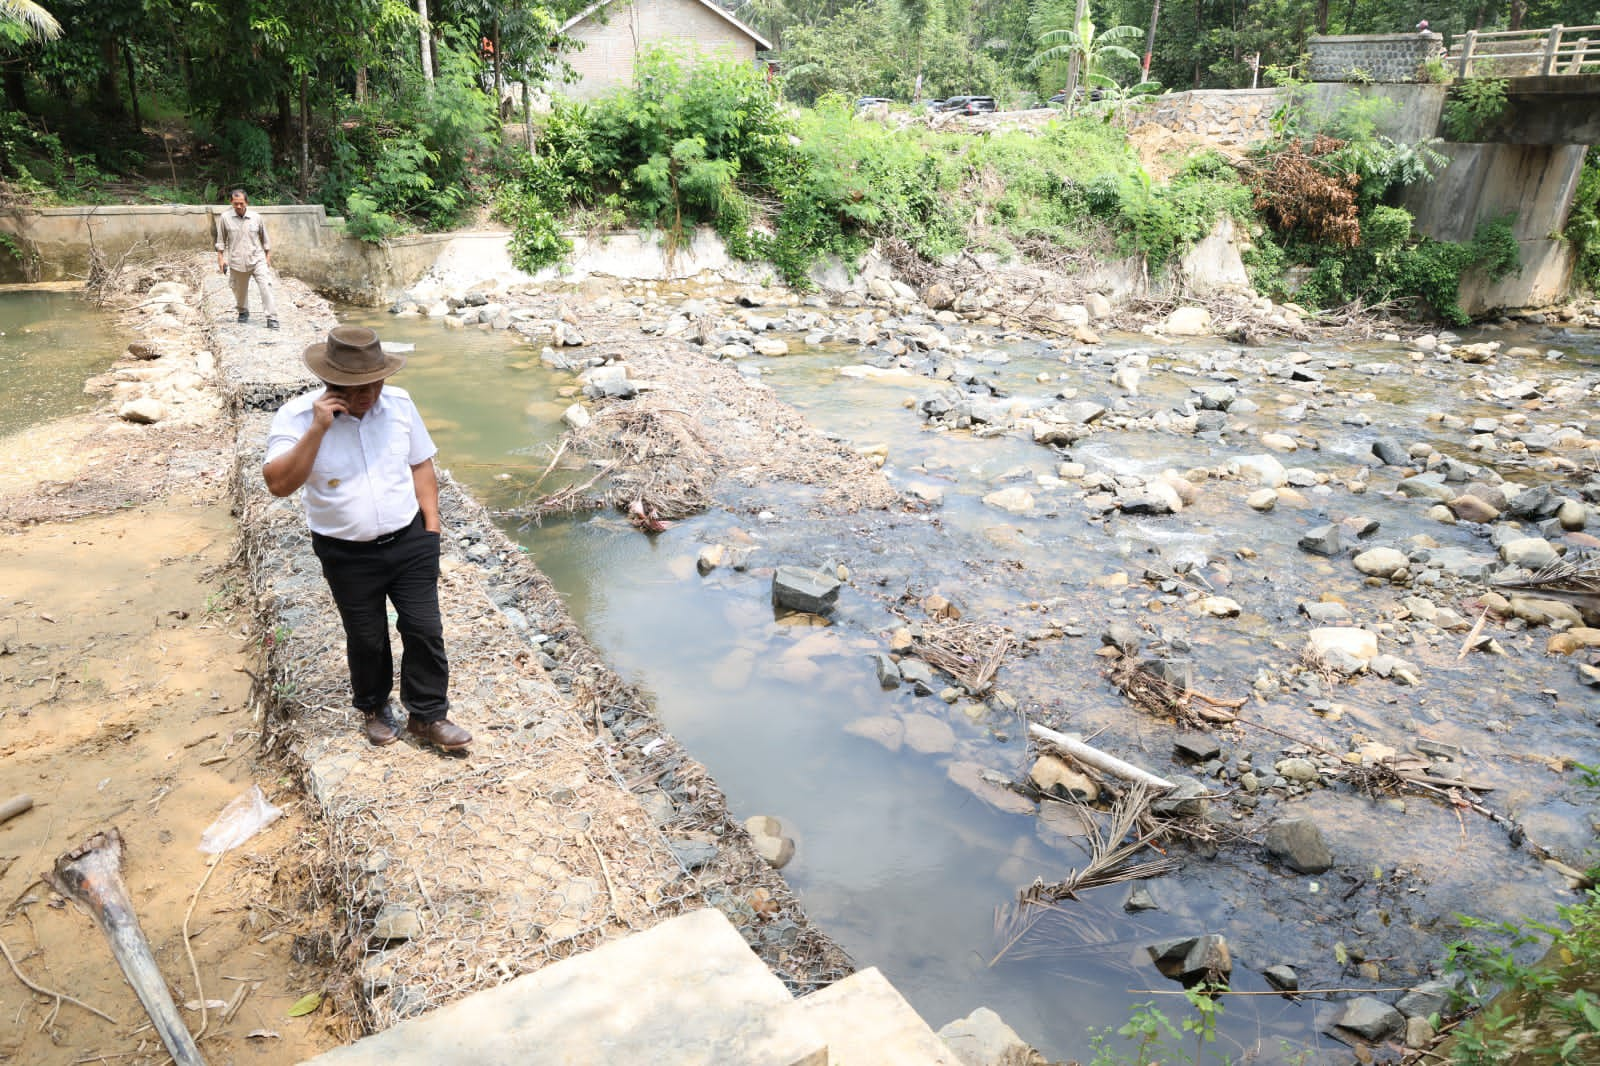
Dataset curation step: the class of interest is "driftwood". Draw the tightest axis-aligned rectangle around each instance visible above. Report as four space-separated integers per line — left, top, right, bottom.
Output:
49 829 206 1066
1028 723 1175 790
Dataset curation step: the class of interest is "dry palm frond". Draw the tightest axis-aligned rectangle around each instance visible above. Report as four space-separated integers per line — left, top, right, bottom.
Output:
989 886 1149 968
988 786 1178 968
1039 783 1179 901
1494 552 1600 613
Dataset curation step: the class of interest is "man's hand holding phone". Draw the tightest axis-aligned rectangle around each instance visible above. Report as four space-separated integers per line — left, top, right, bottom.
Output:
313 388 349 431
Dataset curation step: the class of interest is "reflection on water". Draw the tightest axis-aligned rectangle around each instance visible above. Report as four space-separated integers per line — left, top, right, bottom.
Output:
333 304 1596 1064
0 289 124 437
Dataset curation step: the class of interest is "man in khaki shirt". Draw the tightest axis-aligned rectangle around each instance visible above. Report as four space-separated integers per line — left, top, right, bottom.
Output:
215 189 278 328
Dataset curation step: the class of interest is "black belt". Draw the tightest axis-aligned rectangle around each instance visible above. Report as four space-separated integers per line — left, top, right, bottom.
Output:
315 511 419 547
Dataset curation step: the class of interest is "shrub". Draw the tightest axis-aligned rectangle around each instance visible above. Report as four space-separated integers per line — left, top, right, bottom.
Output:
1444 888 1600 1064
1443 78 1509 141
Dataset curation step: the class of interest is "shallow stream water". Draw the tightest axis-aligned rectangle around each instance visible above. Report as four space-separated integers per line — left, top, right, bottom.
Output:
326 301 1599 1063
0 288 123 437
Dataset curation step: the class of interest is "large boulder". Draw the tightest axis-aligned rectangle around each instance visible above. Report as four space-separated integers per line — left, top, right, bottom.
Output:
1163 307 1214 336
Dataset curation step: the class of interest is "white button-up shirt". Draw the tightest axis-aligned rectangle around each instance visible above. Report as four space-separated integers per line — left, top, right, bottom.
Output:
265 386 437 541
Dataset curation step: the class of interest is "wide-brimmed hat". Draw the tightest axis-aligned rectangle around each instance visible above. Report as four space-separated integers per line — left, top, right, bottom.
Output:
302 326 405 386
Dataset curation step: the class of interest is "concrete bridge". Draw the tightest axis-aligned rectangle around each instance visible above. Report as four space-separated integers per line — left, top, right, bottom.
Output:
1447 25 1600 145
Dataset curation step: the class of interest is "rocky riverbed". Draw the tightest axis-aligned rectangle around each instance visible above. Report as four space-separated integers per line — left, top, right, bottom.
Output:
380 256 1600 1059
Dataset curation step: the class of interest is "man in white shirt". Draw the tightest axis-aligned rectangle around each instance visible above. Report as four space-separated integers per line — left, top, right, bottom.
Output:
263 326 472 751
215 188 279 329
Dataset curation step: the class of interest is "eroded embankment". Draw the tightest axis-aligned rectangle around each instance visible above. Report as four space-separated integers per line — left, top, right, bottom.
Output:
219 266 858 1034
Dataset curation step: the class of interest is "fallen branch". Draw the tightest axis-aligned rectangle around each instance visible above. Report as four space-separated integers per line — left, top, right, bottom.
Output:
1029 723 1175 790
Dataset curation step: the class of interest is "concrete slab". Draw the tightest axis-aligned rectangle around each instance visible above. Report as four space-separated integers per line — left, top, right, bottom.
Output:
301 909 826 1066
797 967 959 1066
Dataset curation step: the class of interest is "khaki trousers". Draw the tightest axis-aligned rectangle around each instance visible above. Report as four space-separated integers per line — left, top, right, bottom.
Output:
229 261 277 317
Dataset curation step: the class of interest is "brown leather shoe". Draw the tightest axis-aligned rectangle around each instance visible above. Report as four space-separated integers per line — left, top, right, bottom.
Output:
407 717 471 751
363 709 399 746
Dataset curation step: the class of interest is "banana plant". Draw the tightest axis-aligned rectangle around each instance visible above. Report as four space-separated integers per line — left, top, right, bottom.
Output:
1028 10 1142 111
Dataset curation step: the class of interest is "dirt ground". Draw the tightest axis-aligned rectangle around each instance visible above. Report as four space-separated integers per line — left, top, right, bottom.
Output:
0 291 344 1063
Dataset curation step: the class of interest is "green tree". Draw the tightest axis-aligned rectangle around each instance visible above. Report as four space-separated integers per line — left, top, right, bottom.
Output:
0 0 59 41
1028 7 1142 99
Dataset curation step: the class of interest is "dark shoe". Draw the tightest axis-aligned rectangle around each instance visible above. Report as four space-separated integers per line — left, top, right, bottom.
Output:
237 309 250 322
362 709 399 746
407 717 472 751
266 316 280 329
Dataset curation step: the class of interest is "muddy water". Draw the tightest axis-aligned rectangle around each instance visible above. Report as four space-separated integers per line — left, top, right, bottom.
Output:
0 288 123 438
339 305 1597 1063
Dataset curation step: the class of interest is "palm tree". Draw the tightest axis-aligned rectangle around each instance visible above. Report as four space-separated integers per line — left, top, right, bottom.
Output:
0 0 61 41
1028 9 1141 108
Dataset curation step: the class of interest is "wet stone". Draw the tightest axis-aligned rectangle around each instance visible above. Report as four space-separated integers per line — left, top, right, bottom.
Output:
870 653 901 689
1150 778 1209 817
1174 735 1222 763
1334 997 1404 1042
1124 887 1159 912
1298 524 1343 556
771 566 842 614
1264 965 1300 992
1265 817 1334 874
1299 601 1352 624
1395 978 1454 1019
1371 439 1408 466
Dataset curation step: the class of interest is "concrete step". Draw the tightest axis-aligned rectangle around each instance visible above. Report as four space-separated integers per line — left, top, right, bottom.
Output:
300 908 827 1066
797 967 960 1066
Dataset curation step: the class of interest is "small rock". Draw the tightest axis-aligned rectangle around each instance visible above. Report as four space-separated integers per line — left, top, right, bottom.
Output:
1352 547 1408 579
1263 965 1300 992
118 398 166 424
869 653 901 689
1028 755 1100 802
1247 489 1278 512
1500 537 1559 570
1174 736 1222 763
937 1008 1045 1066
370 905 423 942
1298 524 1343 556
1334 997 1404 1042
742 815 796 870
1124 887 1159 912
1371 439 1408 466
772 566 842 614
1264 817 1334 874
1449 494 1500 523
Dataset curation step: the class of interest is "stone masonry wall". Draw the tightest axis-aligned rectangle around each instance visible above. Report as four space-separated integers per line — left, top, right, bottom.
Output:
1309 33 1446 82
1131 88 1283 146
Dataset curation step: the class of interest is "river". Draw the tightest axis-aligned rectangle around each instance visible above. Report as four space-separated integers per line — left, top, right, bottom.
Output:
331 296 1600 1064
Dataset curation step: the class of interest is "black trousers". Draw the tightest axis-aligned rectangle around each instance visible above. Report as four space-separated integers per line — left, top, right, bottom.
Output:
311 512 449 722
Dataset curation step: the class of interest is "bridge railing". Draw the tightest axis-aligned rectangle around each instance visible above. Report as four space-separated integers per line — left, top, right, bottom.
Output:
1452 24 1600 77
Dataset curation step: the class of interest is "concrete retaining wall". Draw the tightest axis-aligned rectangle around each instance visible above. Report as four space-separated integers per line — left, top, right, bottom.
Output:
0 204 449 305
1309 32 1446 82
1402 141 1587 313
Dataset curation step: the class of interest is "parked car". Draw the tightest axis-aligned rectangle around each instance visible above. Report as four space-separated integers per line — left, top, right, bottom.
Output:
1048 87 1104 106
933 95 997 115
854 96 893 112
